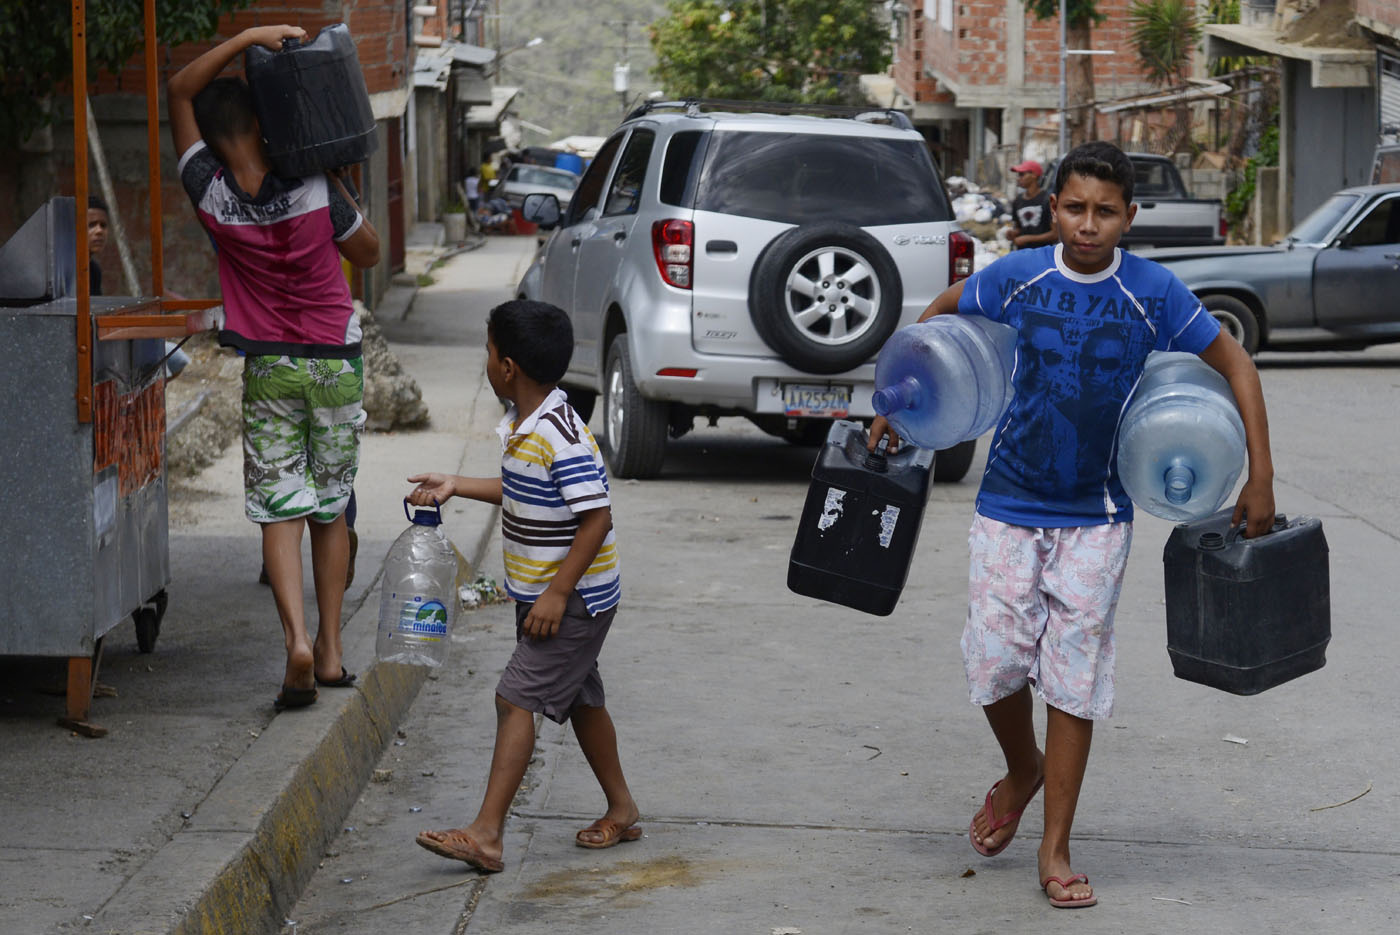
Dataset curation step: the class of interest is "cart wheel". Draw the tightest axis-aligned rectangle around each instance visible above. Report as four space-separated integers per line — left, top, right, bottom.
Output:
134 607 160 654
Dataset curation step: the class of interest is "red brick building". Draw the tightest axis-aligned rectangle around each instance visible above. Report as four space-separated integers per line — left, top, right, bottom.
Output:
890 0 1163 182
2 1 413 309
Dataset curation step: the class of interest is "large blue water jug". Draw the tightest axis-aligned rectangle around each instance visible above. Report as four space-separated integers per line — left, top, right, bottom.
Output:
245 23 379 178
1117 351 1245 522
872 314 1017 450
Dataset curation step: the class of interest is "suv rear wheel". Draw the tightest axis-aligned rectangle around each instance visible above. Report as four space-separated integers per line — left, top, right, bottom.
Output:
603 334 668 479
749 222 903 374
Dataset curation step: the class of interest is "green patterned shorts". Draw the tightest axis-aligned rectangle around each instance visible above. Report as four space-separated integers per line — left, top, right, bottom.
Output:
242 355 365 524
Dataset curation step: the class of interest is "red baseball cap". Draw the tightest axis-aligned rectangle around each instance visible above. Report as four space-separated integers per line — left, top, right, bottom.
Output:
1011 160 1043 176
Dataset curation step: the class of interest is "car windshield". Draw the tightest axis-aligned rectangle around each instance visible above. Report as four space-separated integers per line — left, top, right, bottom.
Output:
508 166 576 192
1286 193 1360 244
693 131 951 225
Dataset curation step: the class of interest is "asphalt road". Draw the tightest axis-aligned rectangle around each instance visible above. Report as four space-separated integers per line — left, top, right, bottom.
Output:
286 252 1400 933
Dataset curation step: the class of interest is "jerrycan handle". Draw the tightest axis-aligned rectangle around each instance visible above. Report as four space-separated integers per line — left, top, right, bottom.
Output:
403 497 444 526
1226 513 1287 544
281 36 303 52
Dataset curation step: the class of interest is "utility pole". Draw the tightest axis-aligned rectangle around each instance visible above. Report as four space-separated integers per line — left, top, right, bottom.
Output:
605 19 635 116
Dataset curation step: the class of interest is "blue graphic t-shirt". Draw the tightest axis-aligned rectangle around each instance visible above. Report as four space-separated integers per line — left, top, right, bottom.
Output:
958 244 1221 527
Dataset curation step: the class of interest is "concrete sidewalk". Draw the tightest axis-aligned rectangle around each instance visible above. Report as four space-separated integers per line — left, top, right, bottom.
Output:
0 233 540 935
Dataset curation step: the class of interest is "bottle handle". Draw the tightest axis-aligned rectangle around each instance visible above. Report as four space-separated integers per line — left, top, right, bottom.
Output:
403 497 443 524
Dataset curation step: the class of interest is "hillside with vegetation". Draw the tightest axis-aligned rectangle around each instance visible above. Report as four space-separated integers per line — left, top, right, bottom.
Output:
493 0 667 140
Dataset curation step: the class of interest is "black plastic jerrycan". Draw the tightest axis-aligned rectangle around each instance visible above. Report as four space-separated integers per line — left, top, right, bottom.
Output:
1163 510 1330 695
788 420 935 616
244 23 379 179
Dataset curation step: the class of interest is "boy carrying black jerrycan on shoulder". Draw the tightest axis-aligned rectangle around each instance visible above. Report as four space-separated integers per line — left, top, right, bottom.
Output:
167 25 380 712
408 300 639 873
870 141 1275 909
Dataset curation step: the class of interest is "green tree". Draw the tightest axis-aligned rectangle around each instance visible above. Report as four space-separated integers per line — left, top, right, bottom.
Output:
649 0 892 105
1022 0 1105 149
0 0 254 146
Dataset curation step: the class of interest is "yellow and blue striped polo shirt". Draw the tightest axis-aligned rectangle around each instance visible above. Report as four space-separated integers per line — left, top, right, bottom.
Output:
495 388 620 614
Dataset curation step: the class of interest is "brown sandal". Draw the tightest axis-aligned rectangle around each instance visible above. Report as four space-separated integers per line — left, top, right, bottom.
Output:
575 818 643 849
415 828 504 872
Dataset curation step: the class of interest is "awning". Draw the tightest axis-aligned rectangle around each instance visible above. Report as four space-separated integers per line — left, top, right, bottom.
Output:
1204 23 1373 88
413 41 496 91
466 86 520 129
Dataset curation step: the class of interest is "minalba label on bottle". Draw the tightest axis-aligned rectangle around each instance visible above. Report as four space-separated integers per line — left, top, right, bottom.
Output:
396 596 448 640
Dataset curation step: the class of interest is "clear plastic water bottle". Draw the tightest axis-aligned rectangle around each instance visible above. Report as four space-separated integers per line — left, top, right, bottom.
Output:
872 314 1017 450
376 500 459 667
1117 351 1246 522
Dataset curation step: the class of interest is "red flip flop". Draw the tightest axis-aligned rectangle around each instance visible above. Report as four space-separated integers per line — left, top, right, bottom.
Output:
1042 873 1097 908
969 776 1045 857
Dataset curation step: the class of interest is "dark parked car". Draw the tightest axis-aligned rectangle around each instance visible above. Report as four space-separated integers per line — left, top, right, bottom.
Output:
1140 183 1400 354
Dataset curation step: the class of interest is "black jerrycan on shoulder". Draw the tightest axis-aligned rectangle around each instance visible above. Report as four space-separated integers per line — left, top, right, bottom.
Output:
1163 509 1330 695
244 23 379 179
788 420 935 616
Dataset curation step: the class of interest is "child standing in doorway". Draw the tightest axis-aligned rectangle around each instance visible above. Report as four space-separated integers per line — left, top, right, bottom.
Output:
871 141 1275 909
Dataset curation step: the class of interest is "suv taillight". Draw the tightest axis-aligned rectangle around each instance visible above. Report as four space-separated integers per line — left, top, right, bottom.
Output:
1219 215 1228 240
949 230 975 284
652 219 694 289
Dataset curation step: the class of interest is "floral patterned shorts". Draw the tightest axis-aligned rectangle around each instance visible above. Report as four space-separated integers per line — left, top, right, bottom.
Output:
962 514 1132 720
241 355 365 524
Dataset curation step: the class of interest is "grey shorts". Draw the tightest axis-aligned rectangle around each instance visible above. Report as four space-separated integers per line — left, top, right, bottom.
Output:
496 591 616 724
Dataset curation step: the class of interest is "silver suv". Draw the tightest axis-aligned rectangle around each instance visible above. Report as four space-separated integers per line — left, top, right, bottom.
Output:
517 100 975 479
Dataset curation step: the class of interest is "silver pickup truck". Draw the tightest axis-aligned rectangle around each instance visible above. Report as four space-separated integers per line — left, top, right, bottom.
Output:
1122 153 1227 249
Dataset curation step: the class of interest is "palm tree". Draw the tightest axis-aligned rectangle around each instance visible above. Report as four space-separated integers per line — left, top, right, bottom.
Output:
1128 0 1202 150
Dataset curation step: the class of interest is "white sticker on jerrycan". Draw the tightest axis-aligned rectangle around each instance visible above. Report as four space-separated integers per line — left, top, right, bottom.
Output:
878 505 901 547
818 488 846 530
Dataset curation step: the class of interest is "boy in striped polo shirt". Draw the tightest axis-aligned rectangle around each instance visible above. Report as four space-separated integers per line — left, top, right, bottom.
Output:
408 300 639 873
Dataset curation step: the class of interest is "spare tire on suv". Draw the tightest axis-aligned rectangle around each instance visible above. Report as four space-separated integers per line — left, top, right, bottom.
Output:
748 222 903 374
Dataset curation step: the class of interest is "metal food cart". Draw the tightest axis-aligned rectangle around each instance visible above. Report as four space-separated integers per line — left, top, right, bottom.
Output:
0 1 219 735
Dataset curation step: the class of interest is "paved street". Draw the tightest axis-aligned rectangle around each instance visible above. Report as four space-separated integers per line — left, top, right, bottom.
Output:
286 245 1400 933
1 230 1395 933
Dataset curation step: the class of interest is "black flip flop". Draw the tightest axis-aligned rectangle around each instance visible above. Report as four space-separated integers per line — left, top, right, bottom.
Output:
274 685 318 711
315 667 357 688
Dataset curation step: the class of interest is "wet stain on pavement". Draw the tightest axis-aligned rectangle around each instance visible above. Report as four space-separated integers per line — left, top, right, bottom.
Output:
524 855 705 902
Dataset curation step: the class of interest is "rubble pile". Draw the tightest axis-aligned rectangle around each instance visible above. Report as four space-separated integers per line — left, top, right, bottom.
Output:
945 176 1013 272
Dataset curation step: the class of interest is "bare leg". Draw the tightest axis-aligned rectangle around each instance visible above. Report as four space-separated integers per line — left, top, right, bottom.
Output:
307 514 348 682
970 685 1046 852
424 694 536 864
571 704 639 843
262 519 312 691
1038 704 1095 904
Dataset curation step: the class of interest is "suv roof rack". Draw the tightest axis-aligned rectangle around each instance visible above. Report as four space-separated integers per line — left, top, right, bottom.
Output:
622 97 914 131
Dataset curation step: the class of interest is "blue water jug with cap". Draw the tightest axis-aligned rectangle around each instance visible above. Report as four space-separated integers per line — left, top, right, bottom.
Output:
377 500 459 667
1117 351 1245 522
872 314 1017 451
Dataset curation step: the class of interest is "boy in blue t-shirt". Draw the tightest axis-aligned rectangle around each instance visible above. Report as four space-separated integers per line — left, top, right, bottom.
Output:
870 142 1275 909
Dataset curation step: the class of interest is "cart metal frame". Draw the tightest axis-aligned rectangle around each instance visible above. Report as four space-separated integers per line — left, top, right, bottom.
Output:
60 0 220 734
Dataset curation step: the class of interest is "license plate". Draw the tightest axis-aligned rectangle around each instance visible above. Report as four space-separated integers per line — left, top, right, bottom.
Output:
782 383 851 417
